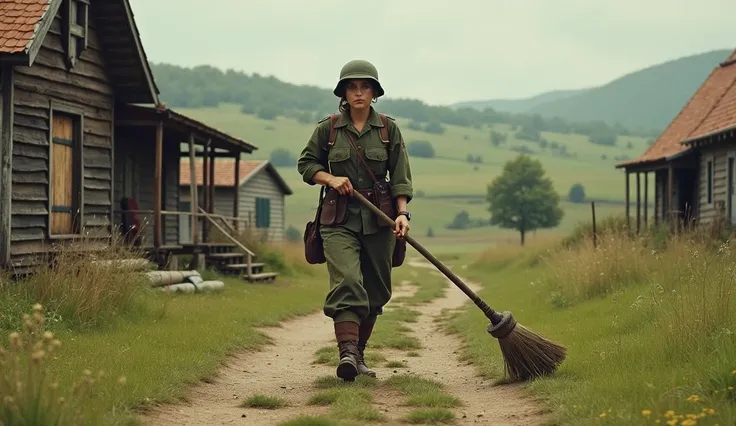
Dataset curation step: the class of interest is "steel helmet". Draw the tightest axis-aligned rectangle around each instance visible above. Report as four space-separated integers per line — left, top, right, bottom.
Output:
333 59 385 98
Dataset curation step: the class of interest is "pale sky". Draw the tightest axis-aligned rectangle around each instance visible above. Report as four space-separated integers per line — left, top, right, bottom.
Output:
128 0 736 106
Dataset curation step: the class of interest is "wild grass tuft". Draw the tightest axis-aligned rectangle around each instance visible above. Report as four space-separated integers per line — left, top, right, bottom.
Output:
0 236 153 331
240 394 288 409
0 304 126 425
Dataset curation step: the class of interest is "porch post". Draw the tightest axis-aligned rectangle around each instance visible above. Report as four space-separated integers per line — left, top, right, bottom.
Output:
667 164 674 223
233 153 240 232
625 170 630 229
636 172 641 234
202 139 209 242
188 133 198 245
153 120 163 249
644 172 648 229
208 143 215 215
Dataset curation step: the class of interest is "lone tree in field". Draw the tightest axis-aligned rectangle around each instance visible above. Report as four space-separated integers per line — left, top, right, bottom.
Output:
486 154 564 246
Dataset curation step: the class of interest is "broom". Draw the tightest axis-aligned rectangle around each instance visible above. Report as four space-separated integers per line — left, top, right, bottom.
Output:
352 190 567 382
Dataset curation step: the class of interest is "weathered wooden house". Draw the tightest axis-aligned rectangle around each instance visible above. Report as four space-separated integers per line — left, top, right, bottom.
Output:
0 0 278 281
179 159 292 242
616 48 736 230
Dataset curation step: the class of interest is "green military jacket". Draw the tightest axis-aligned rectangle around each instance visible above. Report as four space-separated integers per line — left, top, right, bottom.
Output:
297 107 413 234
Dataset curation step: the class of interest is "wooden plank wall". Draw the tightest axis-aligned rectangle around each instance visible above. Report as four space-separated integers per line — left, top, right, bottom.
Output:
697 144 731 223
10 12 113 267
237 169 285 241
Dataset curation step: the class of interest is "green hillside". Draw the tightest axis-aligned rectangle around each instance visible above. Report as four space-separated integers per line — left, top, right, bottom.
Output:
520 49 731 132
148 62 658 249
175 104 652 250
450 88 590 114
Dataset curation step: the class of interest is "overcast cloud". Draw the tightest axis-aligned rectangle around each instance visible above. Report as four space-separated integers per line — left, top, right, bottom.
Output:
127 0 736 105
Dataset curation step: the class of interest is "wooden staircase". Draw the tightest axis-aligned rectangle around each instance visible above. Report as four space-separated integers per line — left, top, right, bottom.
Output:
194 207 278 282
198 243 278 282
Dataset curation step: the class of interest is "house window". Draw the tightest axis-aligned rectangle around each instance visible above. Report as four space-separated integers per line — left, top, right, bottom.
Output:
49 108 84 237
707 160 713 204
255 198 271 228
63 0 88 68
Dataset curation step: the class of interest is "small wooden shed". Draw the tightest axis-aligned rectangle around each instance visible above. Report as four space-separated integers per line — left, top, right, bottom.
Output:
179 159 292 242
617 48 736 229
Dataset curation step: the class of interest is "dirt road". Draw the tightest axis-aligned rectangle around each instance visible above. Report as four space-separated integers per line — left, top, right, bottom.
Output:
142 257 550 425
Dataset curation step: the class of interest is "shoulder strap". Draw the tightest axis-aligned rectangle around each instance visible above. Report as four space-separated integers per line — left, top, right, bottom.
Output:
328 114 339 148
343 130 381 185
378 114 390 144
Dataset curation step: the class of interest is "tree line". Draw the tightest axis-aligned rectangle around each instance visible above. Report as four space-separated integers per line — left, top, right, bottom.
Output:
150 63 657 141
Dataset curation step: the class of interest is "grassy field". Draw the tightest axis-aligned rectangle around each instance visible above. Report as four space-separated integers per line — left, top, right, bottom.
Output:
175 103 655 249
447 227 736 426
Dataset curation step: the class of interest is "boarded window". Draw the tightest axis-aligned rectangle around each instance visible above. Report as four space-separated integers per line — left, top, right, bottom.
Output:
50 112 81 235
255 198 270 228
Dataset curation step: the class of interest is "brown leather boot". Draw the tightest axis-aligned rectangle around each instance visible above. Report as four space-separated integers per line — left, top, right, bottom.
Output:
334 321 360 381
357 320 376 377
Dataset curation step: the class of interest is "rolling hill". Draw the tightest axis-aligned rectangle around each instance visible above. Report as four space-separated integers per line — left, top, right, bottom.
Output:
453 49 733 133
451 88 590 114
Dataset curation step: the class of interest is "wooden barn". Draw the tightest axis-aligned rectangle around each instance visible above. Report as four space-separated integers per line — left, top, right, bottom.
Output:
0 0 278 281
617 48 736 230
179 159 292 243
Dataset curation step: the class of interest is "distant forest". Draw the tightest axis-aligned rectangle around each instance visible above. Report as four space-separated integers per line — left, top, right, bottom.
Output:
150 63 658 143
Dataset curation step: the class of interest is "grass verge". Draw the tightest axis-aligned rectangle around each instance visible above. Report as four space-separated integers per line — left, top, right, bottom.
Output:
448 229 736 425
0 239 329 425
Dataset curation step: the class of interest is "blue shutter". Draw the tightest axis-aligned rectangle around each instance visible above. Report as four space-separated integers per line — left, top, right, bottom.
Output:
255 198 271 228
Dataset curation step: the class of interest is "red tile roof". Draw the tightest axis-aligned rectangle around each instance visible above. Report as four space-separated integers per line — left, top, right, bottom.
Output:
618 48 736 168
180 159 267 187
0 0 53 54
685 51 736 142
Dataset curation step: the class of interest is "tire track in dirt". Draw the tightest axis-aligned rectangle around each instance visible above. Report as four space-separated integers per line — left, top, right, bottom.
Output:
141 257 549 425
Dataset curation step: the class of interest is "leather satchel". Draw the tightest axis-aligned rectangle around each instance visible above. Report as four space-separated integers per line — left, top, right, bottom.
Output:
303 186 327 264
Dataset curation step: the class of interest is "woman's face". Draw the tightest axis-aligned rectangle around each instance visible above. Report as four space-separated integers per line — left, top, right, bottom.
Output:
344 79 374 111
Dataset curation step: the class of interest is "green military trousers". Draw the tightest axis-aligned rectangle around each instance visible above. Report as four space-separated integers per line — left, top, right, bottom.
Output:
320 221 395 325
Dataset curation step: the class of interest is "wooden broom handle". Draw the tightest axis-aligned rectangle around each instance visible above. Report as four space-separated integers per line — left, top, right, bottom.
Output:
351 190 502 323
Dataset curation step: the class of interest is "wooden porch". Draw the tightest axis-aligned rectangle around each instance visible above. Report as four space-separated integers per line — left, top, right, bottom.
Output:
113 104 278 282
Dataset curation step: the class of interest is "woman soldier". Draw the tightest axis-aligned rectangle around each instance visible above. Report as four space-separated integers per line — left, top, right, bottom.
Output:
297 59 414 381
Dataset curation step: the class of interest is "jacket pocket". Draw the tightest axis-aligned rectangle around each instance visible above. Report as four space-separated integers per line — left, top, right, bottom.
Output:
364 146 388 177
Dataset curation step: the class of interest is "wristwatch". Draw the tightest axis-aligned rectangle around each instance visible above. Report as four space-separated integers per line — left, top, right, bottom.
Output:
398 211 411 221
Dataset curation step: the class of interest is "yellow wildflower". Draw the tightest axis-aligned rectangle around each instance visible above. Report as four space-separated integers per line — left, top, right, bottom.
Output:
703 408 715 415
599 412 607 418
665 410 676 417
666 419 678 426
686 394 700 402
641 409 652 417
680 419 697 426
731 369 735 375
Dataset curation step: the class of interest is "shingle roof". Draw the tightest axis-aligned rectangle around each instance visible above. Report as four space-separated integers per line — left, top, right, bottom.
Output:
180 159 265 187
0 0 52 54
617 49 736 168
684 51 736 142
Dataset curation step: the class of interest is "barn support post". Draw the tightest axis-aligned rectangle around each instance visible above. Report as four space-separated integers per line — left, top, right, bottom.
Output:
667 164 674 224
636 172 641 234
153 120 163 249
201 138 210 242
624 170 630 230
0 65 14 267
188 133 198 245
644 172 648 229
233 153 240 232
208 141 215 215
